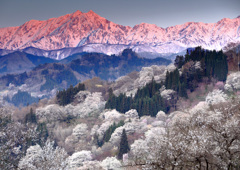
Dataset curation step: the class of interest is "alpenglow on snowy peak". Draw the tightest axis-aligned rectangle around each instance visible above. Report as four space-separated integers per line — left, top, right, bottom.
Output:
0 10 240 58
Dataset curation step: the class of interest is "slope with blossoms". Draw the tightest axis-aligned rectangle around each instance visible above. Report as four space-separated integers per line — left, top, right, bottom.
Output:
1 46 240 169
0 11 240 59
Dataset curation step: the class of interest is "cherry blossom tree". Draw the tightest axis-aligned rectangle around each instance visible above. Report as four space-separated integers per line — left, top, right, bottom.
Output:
0 109 38 170
18 140 68 170
128 99 240 169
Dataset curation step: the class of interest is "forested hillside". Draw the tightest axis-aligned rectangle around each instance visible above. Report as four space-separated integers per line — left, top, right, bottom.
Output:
105 47 229 117
0 49 171 107
1 47 239 170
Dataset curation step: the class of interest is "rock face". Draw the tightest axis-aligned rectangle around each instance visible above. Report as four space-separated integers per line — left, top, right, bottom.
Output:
0 10 239 59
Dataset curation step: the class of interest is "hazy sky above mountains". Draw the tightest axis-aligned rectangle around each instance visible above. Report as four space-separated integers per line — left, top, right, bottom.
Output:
0 0 239 28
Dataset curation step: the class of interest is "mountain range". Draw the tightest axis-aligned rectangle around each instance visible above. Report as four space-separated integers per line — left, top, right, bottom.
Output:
0 49 171 106
1 8 240 170
0 51 56 75
0 10 239 60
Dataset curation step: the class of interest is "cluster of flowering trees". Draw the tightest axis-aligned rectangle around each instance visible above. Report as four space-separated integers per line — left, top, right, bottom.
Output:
1 88 239 170
18 141 68 170
0 109 38 169
129 100 240 169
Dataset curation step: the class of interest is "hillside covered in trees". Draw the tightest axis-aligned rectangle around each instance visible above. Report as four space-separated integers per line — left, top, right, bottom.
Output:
1 46 239 170
105 47 229 117
0 49 171 107
56 83 85 106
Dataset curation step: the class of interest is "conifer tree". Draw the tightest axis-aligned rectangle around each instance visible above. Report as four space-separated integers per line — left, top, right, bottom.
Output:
57 83 85 106
184 49 190 62
117 129 130 159
165 71 170 89
25 108 37 124
36 122 48 146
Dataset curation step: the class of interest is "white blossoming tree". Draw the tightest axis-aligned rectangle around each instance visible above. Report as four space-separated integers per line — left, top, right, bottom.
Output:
128 99 240 169
67 150 92 169
18 140 68 170
205 89 228 105
100 157 122 170
0 109 38 170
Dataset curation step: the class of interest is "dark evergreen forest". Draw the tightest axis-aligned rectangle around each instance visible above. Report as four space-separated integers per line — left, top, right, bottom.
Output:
56 83 85 106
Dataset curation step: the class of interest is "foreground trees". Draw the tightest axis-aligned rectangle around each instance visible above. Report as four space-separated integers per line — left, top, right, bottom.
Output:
129 100 240 170
18 141 68 170
0 109 38 169
118 129 130 160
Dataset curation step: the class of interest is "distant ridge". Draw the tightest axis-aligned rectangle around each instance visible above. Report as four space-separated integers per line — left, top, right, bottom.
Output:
0 10 239 59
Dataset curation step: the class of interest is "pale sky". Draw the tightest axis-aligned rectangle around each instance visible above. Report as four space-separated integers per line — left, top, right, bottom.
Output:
0 0 239 28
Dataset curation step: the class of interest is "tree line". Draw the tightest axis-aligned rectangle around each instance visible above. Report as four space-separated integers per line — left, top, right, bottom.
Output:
105 79 169 117
56 83 85 106
106 47 229 117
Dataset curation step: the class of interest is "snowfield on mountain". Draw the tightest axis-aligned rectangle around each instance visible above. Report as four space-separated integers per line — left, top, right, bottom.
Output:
0 10 239 59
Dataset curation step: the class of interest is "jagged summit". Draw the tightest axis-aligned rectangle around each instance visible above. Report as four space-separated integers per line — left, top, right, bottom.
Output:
72 10 83 16
0 10 239 57
71 10 100 18
86 10 96 15
133 22 159 29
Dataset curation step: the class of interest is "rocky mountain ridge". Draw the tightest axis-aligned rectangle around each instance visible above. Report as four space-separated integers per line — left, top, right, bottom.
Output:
0 10 239 59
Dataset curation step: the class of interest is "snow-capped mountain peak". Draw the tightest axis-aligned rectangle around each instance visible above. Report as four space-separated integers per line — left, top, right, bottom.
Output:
0 10 239 59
